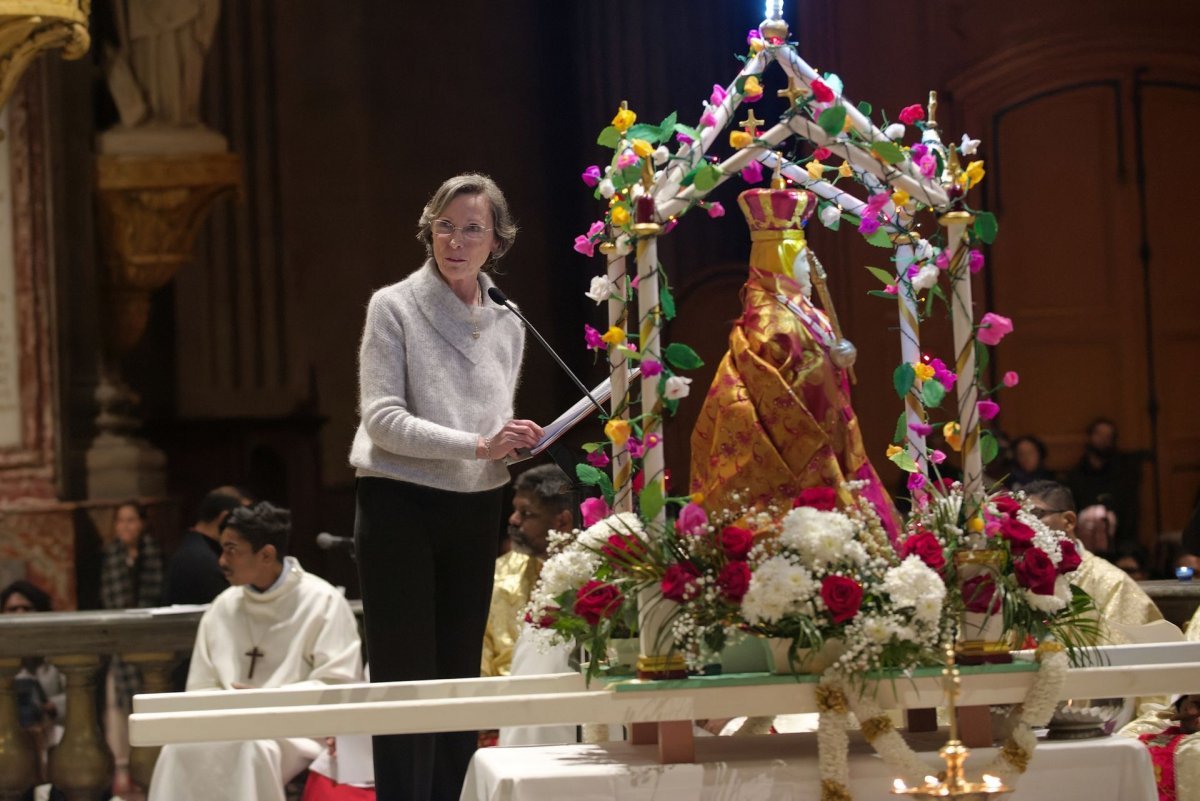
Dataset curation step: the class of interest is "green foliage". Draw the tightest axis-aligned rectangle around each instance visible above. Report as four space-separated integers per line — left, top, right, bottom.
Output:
664 342 704 370
980 429 999 464
921 380 946 408
659 285 676 321
893 363 915 399
865 266 897 286
865 228 893 248
639 479 665 521
893 412 908 444
974 212 998 244
597 126 620 148
576 463 615 505
818 105 847 137
889 448 919 473
870 140 904 165
692 163 723 192
857 100 872 116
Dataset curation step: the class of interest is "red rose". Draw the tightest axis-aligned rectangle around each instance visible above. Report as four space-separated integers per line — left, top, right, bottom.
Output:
793 486 837 511
898 103 925 125
717 561 751 602
811 78 835 104
961 574 1001 614
572 580 623 626
997 516 1036 552
523 609 557 628
820 575 863 623
1057 540 1082 574
720 526 755 561
899 531 946 571
601 533 647 568
1014 547 1057 595
661 563 701 602
992 495 1023 518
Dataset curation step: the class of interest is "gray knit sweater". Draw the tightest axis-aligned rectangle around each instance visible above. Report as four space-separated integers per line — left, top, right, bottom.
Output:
349 261 525 492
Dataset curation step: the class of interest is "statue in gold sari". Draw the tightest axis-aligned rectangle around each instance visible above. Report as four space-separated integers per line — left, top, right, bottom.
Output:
689 184 901 542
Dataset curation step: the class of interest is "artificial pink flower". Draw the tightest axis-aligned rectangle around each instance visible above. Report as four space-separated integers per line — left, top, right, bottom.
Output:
675 131 694 146
866 192 890 214
909 143 928 160
586 449 610 468
884 284 898 295
977 399 1000 421
813 146 832 161
710 84 728 106
581 165 602 187
910 422 934 437
707 202 725 218
746 28 762 44
630 275 640 290
929 449 947 464
936 249 951 270
907 472 927 493
968 249 985 274
898 104 925 125
977 312 1014 346
811 78 835 104
918 154 937 178
580 497 610 528
741 159 763 184
626 436 645 459
640 359 663 378
676 502 709 536
617 152 638 169
700 110 718 128
586 220 605 238
661 219 678 235
573 235 595 258
584 324 605 350
1003 370 1020 388
644 433 661 450
858 217 881 235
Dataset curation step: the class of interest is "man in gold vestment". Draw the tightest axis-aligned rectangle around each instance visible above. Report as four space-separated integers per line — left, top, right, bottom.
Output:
690 185 900 540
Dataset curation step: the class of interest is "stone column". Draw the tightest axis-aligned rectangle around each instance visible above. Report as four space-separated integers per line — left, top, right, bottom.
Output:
125 651 178 791
47 655 114 801
0 657 38 801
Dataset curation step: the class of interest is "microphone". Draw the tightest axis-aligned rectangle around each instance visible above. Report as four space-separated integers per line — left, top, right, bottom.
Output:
488 287 607 416
315 532 355 552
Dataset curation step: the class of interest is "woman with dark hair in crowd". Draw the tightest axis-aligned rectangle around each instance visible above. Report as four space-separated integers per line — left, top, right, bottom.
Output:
1006 434 1055 491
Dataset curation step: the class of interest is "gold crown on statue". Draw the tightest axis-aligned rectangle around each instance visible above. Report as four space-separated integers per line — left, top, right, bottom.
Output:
736 187 816 235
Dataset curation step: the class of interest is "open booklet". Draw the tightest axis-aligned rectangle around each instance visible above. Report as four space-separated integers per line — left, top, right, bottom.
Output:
507 367 641 464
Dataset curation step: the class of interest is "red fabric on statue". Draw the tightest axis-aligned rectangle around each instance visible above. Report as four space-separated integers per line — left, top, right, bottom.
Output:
1138 727 1185 801
301 772 377 801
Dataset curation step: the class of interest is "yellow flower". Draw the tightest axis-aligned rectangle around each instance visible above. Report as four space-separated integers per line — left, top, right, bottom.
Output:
966 516 985 534
612 107 637 133
604 418 631 447
729 130 753 149
600 325 626 346
631 139 654 159
610 205 630 226
842 113 854 132
944 421 963 452
838 161 853 178
886 444 903 458
912 363 935 382
748 37 765 54
742 75 763 97
690 492 705 504
806 160 824 180
964 160 985 189
891 189 910 207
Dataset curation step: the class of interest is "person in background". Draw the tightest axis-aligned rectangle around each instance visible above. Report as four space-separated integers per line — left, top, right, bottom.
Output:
99 500 164 796
350 173 543 801
1067 418 1142 551
1112 542 1152 583
1005 435 1055 491
165 487 250 605
1119 694 1200 801
1 580 66 794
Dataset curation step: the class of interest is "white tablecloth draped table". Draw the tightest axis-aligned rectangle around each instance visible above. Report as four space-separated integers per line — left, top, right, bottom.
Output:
462 729 1156 801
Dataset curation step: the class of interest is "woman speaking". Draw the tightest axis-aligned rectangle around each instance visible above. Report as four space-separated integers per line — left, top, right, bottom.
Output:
351 173 543 800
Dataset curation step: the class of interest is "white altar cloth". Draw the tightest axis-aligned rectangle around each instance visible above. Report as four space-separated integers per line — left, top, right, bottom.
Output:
461 730 1155 801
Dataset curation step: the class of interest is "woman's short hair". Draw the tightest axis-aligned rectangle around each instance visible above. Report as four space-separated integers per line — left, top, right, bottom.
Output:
416 173 518 268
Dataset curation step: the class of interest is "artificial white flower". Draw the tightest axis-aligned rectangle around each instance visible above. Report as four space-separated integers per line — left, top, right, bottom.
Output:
884 122 905 141
818 205 842 228
585 275 611 305
578 511 645 549
598 178 616 199
913 239 934 262
614 234 633 256
653 145 670 166
910 264 940 292
1022 587 1067 613
663 376 692 400
960 133 981 156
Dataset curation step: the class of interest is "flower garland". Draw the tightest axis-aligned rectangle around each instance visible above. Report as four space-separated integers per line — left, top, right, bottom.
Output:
812 640 1069 799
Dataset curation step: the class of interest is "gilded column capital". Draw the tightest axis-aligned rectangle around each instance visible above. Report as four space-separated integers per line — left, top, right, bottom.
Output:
0 1 90 111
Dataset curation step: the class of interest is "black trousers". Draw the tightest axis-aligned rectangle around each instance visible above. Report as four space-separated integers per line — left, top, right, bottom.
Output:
354 477 502 801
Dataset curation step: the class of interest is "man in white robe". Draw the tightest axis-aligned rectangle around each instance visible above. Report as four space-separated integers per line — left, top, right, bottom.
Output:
148 502 362 801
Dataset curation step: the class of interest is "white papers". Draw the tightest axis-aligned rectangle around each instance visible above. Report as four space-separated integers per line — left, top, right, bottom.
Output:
508 368 641 464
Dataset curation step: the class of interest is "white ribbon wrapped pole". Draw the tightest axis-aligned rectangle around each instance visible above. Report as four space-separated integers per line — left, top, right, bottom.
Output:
606 247 633 513
941 211 984 515
892 241 928 465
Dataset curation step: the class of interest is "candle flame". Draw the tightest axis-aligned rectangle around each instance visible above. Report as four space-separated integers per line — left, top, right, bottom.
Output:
894 779 908 791
983 774 1002 788
925 775 939 786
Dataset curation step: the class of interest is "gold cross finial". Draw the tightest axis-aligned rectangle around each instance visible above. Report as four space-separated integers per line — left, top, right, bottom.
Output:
927 90 939 130
777 78 805 106
739 110 764 134
620 99 628 111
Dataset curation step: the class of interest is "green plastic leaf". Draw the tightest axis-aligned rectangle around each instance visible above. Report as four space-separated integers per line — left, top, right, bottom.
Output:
680 165 701 187
596 126 620 149
921 380 946 408
639 479 665 520
582 442 603 453
840 211 862 226
657 111 678 139
871 140 905 165
981 429 1000 465
865 266 897 286
889 449 919 473
673 123 702 142
692 164 723 192
893 363 915 399
619 164 643 187
866 228 893 248
974 212 999 244
867 289 896 299
893 412 907 444
975 340 990 374
924 287 936 317
662 396 680 416
659 285 676 321
818 105 847 137
664 342 704 370
576 464 606 486
857 100 873 117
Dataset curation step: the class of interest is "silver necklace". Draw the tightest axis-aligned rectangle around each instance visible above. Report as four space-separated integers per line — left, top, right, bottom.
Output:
471 285 482 339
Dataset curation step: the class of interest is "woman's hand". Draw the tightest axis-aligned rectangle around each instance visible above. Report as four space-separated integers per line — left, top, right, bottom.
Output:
477 419 545 460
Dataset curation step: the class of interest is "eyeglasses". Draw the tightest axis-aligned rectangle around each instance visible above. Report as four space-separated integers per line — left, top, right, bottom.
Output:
432 219 492 242
1028 507 1069 520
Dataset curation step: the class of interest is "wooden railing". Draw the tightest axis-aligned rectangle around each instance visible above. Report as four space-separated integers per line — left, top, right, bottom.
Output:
0 603 363 801
0 585 1194 801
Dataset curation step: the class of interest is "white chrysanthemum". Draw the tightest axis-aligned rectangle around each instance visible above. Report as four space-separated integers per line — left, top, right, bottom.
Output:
780 507 857 569
911 593 944 625
535 548 601 602
742 556 815 625
858 615 892 644
882 555 946 610
577 512 645 549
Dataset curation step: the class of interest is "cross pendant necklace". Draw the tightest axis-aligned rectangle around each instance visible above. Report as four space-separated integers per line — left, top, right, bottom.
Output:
245 646 264 679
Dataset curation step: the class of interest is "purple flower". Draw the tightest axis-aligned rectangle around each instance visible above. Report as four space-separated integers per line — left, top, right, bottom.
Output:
936 249 950 270
661 219 678 235
858 217 881 235
884 284 898 295
910 421 934 437
640 359 663 378
746 28 762 45
968 249 985 274
677 502 708 536
741 160 763 184
710 84 728 106
909 143 928 160
707 202 725 218
584 324 605 350
586 449 610 468
581 165 601 187
906 263 921 279
626 436 645 459
907 472 927 493
977 399 1000 421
